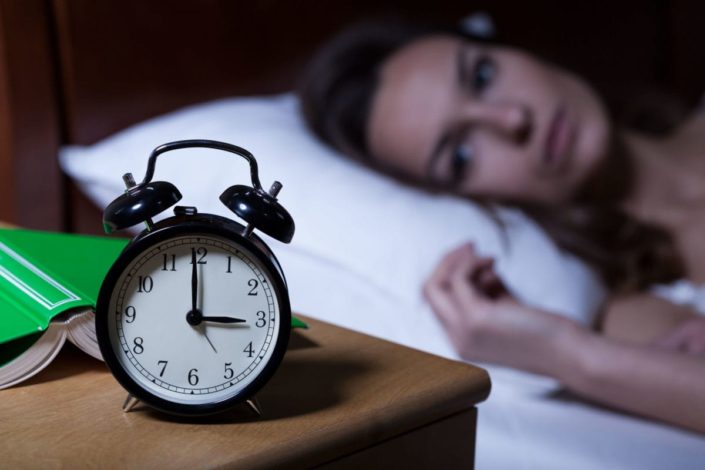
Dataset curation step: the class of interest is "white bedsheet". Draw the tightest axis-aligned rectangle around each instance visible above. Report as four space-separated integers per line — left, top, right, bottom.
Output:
59 94 705 468
278 244 705 469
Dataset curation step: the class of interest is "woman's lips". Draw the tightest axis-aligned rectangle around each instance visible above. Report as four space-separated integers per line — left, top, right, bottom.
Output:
543 106 575 171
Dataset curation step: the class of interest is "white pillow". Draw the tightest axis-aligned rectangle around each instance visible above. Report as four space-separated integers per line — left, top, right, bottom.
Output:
59 93 606 334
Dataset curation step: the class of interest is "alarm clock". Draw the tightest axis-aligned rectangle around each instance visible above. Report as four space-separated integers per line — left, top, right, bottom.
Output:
95 139 294 417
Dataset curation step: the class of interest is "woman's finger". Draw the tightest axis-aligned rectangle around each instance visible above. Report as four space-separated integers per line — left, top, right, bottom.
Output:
425 243 473 293
653 324 691 350
445 247 501 302
447 247 488 309
653 319 705 354
424 242 503 327
425 281 461 329
475 262 511 300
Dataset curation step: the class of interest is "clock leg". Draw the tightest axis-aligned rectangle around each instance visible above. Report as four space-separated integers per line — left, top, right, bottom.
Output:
122 393 140 413
245 397 263 417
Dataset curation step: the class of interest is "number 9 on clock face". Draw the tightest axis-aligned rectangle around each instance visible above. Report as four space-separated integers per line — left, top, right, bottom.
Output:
97 229 290 415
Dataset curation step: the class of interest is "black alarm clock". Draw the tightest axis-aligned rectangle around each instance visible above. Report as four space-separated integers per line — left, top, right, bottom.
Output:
95 139 294 417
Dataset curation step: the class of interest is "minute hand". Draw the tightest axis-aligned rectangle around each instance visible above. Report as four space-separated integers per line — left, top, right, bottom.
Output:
191 249 198 312
201 316 247 324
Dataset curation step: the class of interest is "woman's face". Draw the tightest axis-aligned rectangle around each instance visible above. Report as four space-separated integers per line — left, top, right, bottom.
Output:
367 36 611 204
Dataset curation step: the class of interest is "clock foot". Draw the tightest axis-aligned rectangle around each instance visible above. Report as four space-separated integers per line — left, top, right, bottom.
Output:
245 397 262 417
122 393 140 413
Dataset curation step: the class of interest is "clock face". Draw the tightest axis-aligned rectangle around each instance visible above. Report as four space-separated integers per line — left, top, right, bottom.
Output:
104 233 283 408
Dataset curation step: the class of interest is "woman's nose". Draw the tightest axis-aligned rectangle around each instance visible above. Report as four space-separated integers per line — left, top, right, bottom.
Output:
457 102 532 143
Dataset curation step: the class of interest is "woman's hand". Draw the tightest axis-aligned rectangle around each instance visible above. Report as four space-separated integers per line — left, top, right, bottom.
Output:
653 317 705 355
423 242 579 374
424 244 705 432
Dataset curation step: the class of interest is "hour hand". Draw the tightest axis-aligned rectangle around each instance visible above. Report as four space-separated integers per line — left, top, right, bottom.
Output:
201 316 247 324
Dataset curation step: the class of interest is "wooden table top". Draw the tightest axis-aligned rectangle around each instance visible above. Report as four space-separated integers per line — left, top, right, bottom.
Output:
0 316 490 468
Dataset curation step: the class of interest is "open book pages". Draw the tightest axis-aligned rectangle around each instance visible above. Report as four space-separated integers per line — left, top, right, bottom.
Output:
65 310 101 360
0 310 101 390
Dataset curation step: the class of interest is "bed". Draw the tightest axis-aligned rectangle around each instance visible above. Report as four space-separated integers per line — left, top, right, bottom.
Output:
1 1 704 468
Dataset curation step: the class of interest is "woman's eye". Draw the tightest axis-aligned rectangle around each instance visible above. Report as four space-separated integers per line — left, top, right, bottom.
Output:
450 143 473 184
472 55 496 93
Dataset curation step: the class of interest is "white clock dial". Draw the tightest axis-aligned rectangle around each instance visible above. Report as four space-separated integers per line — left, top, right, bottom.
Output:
107 235 280 405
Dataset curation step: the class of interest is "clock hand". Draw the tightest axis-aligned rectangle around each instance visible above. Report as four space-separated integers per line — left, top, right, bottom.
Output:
201 316 247 324
185 251 205 328
186 248 217 353
191 248 198 314
200 326 218 353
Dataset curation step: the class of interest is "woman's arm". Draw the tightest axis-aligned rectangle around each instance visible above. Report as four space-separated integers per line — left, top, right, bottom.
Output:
424 243 705 433
563 325 705 433
599 292 697 345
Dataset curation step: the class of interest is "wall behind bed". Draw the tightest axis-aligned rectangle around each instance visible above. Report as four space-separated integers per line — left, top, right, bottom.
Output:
0 0 703 232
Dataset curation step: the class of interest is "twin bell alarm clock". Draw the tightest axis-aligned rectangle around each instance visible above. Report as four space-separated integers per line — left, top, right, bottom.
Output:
95 139 294 417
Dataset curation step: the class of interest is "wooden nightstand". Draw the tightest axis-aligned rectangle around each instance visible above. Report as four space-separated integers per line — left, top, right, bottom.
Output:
0 316 490 468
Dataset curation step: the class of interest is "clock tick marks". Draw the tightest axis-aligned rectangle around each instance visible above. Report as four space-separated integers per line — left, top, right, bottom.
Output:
103 229 286 412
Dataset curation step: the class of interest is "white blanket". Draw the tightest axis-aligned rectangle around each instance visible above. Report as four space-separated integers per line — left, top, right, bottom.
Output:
279 246 705 470
59 94 705 468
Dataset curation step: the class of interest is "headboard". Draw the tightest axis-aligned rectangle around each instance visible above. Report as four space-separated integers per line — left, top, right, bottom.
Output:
1 0 703 233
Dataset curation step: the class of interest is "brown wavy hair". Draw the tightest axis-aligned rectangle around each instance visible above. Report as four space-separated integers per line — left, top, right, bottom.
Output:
298 20 684 292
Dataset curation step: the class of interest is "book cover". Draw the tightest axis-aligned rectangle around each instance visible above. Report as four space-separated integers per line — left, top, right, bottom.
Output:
0 229 129 346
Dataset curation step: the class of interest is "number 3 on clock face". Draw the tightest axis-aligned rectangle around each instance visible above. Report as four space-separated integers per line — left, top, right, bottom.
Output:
102 233 285 413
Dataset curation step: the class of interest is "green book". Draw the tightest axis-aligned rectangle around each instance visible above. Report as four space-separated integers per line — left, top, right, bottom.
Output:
0 229 128 388
0 228 308 389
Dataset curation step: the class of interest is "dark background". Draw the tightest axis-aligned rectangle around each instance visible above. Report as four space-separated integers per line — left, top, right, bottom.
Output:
38 0 705 145
0 0 703 231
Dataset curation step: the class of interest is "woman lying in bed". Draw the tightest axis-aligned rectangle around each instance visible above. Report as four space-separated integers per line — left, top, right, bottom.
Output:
299 20 705 433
